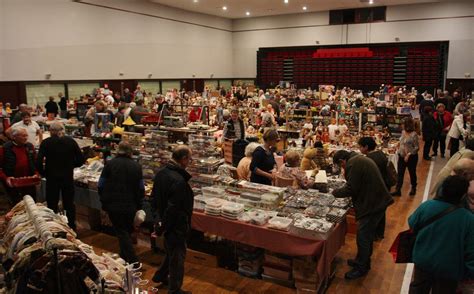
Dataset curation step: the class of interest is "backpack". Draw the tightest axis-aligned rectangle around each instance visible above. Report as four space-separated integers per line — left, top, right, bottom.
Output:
386 160 398 188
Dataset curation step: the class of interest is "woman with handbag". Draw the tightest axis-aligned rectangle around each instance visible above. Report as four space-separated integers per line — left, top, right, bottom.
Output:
408 175 474 294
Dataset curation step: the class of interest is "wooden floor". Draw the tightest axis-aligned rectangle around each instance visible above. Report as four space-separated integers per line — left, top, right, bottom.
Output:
1 151 442 294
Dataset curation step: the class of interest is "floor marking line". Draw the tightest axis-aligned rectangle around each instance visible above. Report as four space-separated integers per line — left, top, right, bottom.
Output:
400 160 435 293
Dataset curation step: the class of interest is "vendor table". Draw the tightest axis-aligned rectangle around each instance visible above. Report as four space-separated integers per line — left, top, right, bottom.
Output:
159 126 219 143
192 211 346 287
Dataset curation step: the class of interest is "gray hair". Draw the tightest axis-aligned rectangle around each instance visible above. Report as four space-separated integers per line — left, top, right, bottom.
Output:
49 122 65 136
117 142 133 157
11 127 27 137
245 142 260 157
19 104 28 110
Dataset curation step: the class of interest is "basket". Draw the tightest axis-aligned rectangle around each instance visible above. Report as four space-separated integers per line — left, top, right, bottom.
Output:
9 176 41 188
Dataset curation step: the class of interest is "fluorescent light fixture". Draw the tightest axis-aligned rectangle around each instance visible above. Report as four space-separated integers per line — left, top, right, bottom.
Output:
284 0 289 3
193 0 198 3
302 6 307 10
369 0 374 4
222 6 227 10
246 11 250 16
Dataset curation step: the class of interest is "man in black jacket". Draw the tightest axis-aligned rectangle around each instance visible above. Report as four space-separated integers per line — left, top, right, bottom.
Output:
358 137 391 241
332 150 393 280
223 108 245 140
36 122 85 230
422 106 437 160
151 145 193 294
98 142 144 264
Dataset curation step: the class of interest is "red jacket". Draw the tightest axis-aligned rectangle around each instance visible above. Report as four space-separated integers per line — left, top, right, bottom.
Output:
0 143 37 181
188 108 202 123
433 111 453 133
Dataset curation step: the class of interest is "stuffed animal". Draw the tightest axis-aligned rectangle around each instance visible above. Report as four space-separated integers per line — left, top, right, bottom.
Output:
301 147 318 171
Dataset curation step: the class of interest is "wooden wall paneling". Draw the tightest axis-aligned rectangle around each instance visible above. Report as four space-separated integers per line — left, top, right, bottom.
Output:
0 82 27 107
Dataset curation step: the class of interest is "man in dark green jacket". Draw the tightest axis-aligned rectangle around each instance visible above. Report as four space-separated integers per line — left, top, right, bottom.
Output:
332 150 394 279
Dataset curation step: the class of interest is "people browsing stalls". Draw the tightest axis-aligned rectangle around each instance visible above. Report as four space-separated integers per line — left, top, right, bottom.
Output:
393 118 419 197
98 142 145 264
421 106 437 160
44 96 59 118
151 145 194 294
447 112 471 157
223 108 245 140
10 111 42 147
36 122 85 230
277 149 315 189
432 103 453 158
0 128 37 204
358 137 391 240
408 175 474 294
250 129 278 186
236 142 260 181
332 150 394 280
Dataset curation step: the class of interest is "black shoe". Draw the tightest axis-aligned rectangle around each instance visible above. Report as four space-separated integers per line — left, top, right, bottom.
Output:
374 235 384 241
430 153 437 157
152 272 169 286
391 190 401 197
347 259 358 267
423 156 431 161
441 154 445 158
409 188 416 196
344 268 368 280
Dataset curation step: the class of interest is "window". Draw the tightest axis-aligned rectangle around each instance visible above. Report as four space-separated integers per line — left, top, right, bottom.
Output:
67 83 100 100
330 6 386 25
161 81 181 93
26 83 65 107
137 81 161 96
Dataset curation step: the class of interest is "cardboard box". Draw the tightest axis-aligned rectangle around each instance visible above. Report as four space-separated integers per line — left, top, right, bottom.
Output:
186 248 218 268
263 265 292 281
264 252 292 269
293 257 319 282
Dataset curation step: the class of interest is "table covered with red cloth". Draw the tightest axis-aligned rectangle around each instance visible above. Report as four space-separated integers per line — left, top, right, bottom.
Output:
192 211 347 281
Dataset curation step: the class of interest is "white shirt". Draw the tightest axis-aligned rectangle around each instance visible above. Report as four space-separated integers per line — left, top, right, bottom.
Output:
11 121 41 146
338 124 348 135
328 124 338 141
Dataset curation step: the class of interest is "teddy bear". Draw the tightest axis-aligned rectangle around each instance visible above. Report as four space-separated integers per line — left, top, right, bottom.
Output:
300 147 318 171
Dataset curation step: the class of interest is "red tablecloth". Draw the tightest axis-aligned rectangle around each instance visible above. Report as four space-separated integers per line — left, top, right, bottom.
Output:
192 211 346 280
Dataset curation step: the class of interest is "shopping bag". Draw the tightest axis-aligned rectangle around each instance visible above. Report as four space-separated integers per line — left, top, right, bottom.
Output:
389 229 416 263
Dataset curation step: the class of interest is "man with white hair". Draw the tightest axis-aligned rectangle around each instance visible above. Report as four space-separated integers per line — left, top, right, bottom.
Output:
36 122 85 230
451 158 474 212
0 128 37 204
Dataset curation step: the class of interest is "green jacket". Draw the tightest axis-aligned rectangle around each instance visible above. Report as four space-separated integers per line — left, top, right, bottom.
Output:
333 153 393 219
408 199 474 280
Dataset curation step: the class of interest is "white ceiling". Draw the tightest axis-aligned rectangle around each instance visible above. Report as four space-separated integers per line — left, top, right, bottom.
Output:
149 0 449 19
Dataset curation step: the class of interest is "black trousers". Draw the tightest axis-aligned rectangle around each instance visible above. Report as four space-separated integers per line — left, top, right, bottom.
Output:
375 212 386 239
107 211 138 264
422 137 433 159
396 154 418 191
450 138 460 157
45 177 76 230
409 266 458 294
432 133 446 156
155 231 187 294
354 210 385 272
5 185 36 206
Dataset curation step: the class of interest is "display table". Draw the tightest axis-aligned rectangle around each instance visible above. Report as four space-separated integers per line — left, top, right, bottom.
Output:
192 211 346 285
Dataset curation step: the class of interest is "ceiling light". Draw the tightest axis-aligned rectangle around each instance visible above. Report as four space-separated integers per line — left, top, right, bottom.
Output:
222 6 227 10
284 0 289 3
193 0 198 3
369 0 374 4
246 11 250 16
302 6 307 11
